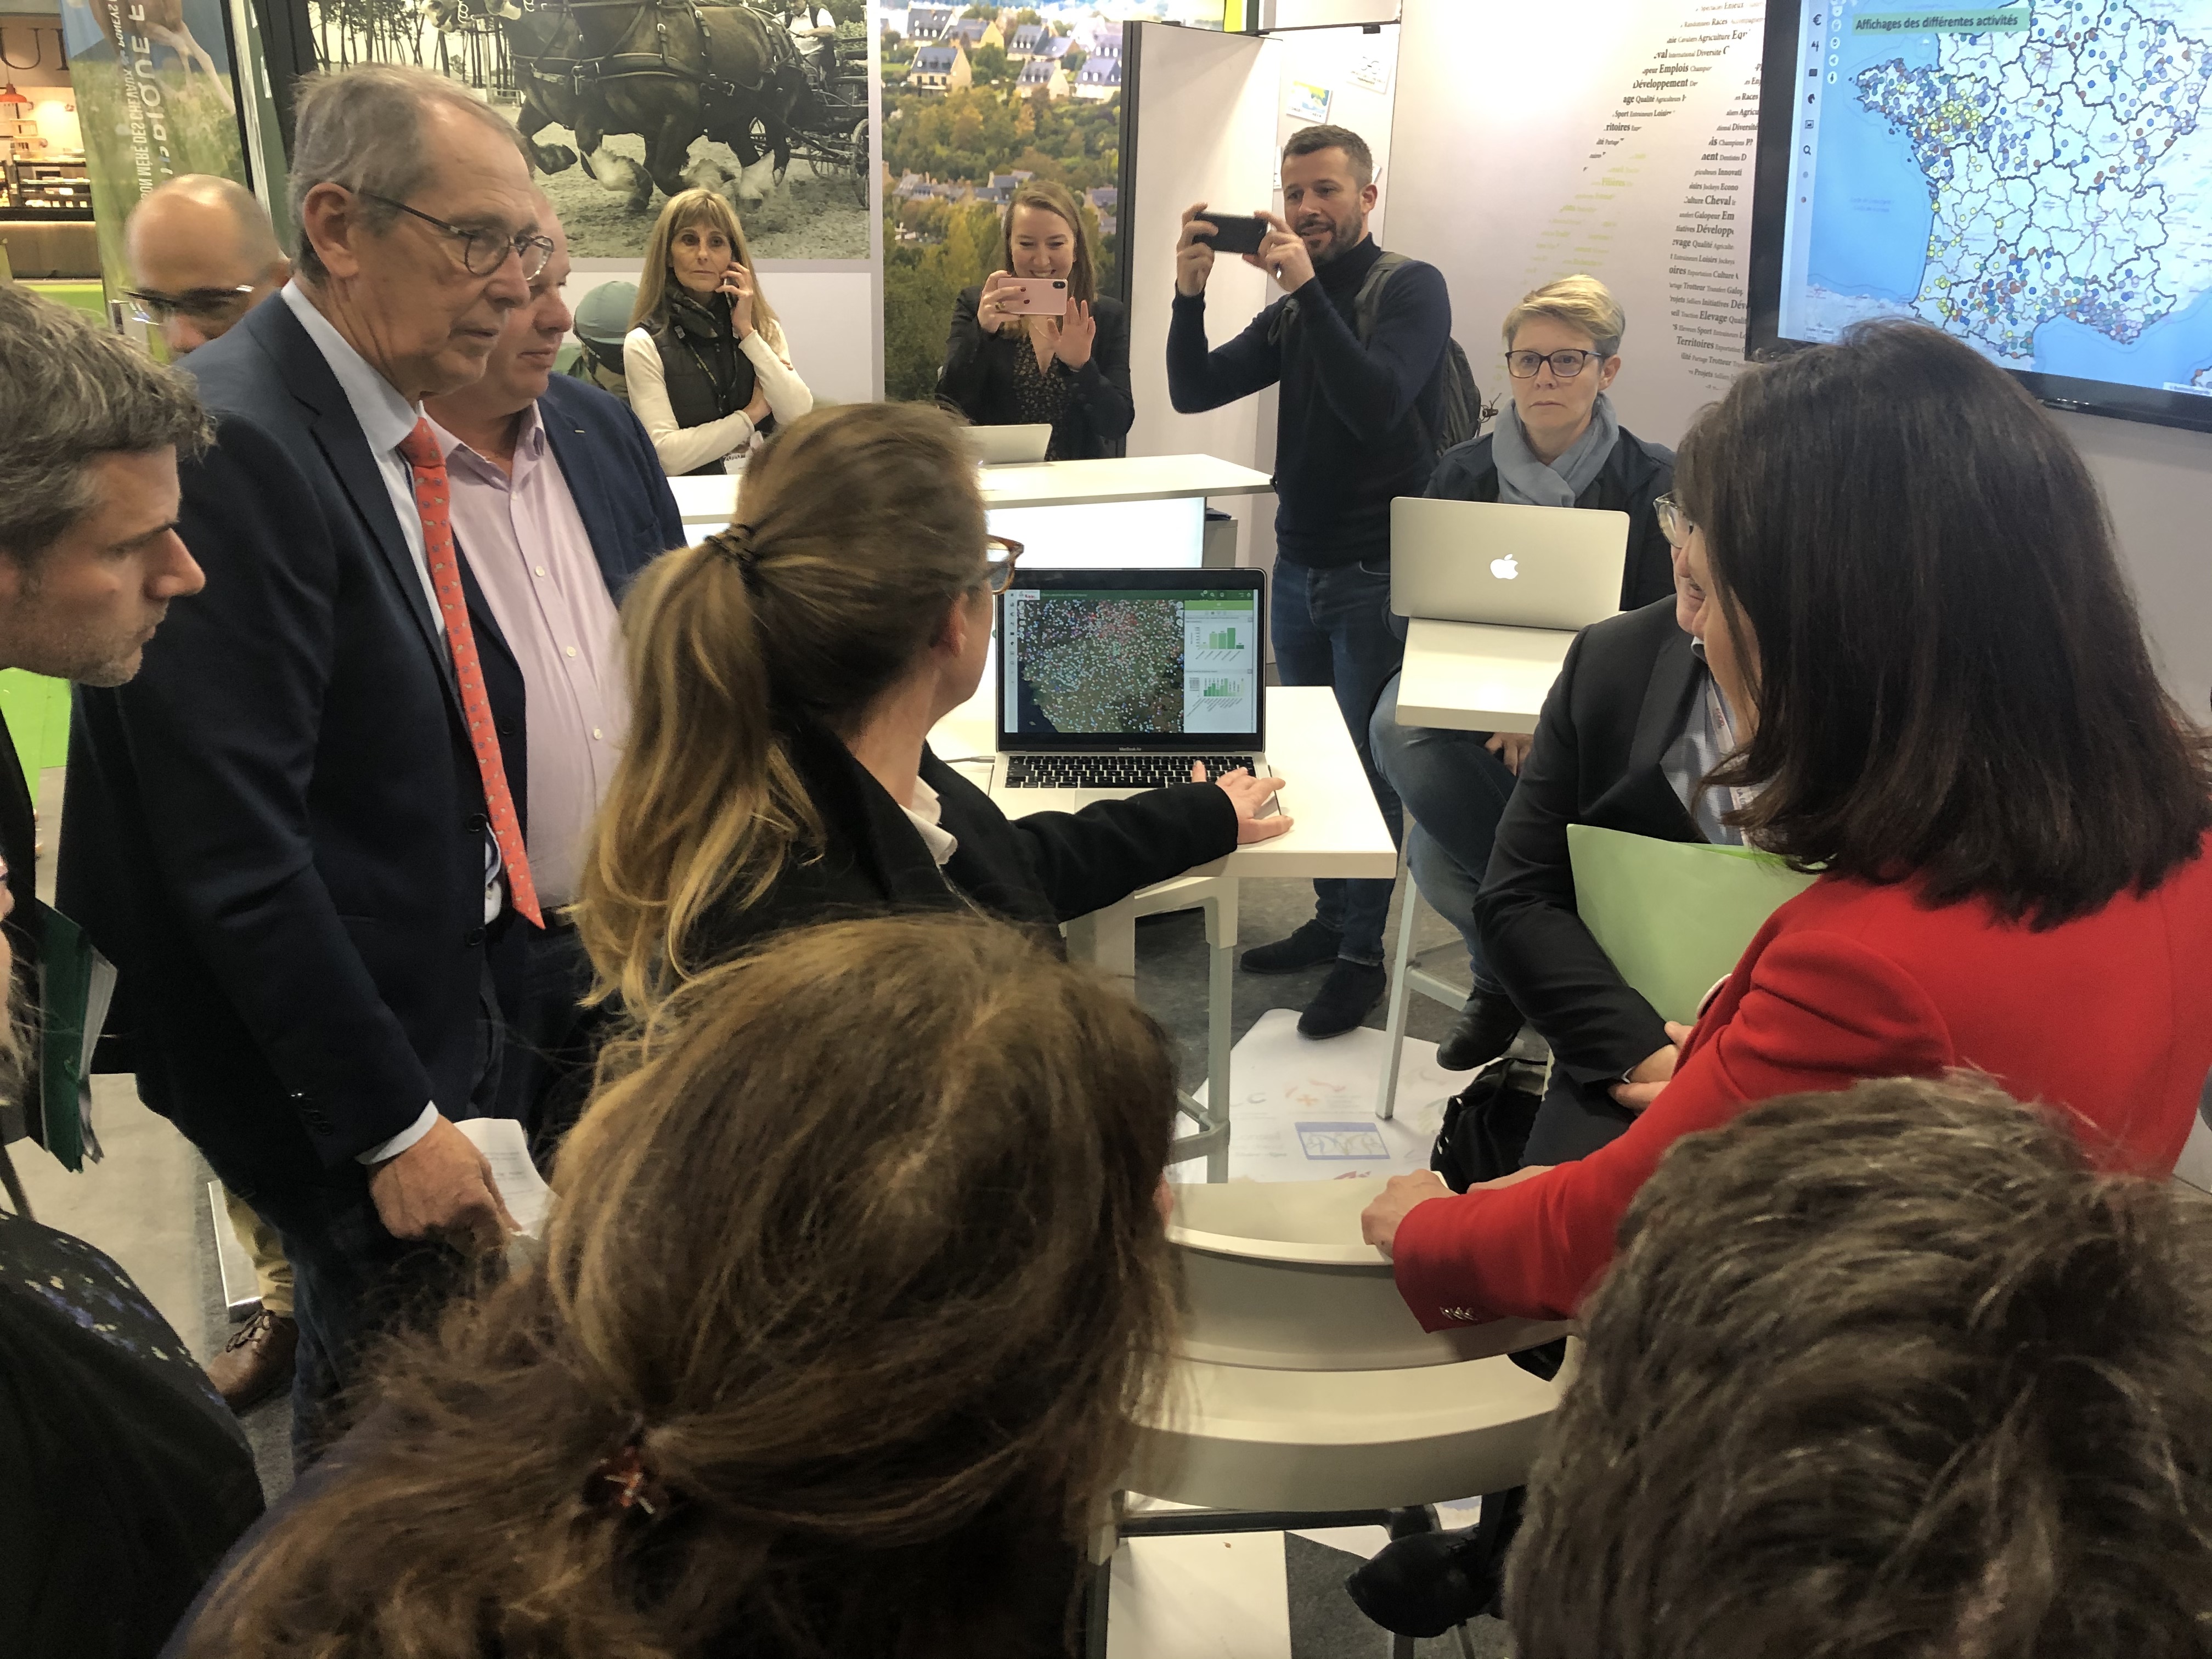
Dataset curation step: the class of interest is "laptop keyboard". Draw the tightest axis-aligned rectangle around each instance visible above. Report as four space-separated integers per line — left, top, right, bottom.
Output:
1005 755 1260 790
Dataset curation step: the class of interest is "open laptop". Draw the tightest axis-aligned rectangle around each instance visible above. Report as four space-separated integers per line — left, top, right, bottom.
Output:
990 567 1272 812
1391 497 1629 627
963 422 1054 467
1388 497 1632 732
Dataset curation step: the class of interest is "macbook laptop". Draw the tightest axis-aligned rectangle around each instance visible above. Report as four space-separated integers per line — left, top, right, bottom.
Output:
990 568 1272 812
1391 496 1628 627
963 422 1054 466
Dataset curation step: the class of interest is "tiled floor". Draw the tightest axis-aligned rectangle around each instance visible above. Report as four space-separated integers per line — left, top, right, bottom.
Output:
16 756 1495 1651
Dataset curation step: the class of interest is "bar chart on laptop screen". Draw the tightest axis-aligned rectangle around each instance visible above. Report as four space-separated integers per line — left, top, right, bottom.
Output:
1184 592 1258 734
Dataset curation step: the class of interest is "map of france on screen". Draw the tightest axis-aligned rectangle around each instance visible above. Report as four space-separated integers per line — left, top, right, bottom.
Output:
1777 0 2212 397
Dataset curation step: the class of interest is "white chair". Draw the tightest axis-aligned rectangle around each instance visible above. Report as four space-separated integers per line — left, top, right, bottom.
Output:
1089 1178 1571 1658
1374 828 1469 1121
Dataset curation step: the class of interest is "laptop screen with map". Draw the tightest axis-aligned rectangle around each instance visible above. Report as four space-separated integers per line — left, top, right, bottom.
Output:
996 568 1266 752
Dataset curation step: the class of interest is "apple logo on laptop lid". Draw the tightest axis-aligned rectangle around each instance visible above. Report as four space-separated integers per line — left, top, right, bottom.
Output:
1489 555 1519 580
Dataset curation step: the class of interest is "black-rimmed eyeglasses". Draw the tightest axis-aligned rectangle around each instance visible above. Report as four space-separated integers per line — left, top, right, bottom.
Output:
1655 493 1695 549
983 535 1024 594
362 191 555 280
1505 348 1604 380
123 284 261 326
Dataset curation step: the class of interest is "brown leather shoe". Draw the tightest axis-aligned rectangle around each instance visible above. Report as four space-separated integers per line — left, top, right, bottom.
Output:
206 1307 298 1412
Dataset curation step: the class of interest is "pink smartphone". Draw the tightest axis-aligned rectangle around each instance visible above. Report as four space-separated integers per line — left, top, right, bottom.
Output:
1000 276 1070 315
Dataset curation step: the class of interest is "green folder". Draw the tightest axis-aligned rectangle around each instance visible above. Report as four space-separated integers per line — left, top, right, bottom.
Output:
1567 826 1820 1025
30 900 115 1173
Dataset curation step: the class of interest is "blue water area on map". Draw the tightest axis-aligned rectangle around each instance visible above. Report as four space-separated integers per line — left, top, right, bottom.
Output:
2034 279 2212 386
1806 61 1939 300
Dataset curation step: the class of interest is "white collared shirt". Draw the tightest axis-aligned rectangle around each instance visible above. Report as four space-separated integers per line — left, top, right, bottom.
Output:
902 776 960 867
279 283 445 630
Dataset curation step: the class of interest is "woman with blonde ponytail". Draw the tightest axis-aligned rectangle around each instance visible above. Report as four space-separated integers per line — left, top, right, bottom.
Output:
577 399 1288 1014
171 913 1184 1659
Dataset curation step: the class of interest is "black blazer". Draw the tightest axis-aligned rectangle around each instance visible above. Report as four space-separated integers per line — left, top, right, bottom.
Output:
689 718 1238 966
937 289 1133 460
534 373 686 584
1425 426 1677 613
58 296 529 1198
1474 598 1706 1105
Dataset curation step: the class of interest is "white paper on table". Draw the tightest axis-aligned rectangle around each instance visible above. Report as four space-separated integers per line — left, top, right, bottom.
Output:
456 1116 554 1238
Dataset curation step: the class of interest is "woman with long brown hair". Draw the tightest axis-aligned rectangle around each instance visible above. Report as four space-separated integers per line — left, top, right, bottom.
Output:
1362 320 2212 1325
173 912 1183 1659
624 187 813 476
937 179 1132 460
578 398 1287 1016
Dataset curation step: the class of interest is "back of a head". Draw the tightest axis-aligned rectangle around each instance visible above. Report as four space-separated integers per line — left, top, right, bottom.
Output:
286 64 524 285
1674 321 2211 924
579 400 989 1009
188 912 1180 1659
0 283 210 564
1508 1076 2212 1659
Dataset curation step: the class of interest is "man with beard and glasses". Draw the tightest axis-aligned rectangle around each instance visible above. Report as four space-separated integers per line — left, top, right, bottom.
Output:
1167 124 1454 1039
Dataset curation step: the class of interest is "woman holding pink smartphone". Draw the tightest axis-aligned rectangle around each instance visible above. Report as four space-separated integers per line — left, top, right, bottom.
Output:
937 179 1133 460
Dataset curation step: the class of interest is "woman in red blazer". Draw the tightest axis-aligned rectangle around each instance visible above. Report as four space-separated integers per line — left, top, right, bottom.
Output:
1363 321 2212 1328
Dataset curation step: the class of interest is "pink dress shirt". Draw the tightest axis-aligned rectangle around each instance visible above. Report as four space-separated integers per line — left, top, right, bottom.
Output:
430 408 627 909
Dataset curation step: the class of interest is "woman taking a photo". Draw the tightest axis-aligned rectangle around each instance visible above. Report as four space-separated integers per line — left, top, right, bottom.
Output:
937 179 1132 461
579 399 1286 1013
174 912 1183 1658
1371 275 1676 1073
1363 320 2212 1327
624 188 812 476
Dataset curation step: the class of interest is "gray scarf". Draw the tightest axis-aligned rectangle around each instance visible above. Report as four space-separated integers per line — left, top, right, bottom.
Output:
1493 391 1620 508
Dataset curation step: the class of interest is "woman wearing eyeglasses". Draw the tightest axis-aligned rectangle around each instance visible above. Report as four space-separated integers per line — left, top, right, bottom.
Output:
623 189 814 477
1369 276 1677 1080
575 400 1289 1014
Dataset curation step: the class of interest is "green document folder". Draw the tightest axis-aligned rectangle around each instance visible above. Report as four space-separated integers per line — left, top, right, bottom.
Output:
1567 826 1821 1025
31 901 116 1173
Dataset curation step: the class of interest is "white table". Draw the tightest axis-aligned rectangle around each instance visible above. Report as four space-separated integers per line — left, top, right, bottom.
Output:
932 685 1396 1175
1391 618 1570 736
670 453 1276 573
668 452 1274 527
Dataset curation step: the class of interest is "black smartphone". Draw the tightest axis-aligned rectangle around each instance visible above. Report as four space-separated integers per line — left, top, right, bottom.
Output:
1197 213 1269 256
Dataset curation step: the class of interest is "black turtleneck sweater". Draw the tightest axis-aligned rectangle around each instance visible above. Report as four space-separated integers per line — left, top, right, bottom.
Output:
1166 234 1451 568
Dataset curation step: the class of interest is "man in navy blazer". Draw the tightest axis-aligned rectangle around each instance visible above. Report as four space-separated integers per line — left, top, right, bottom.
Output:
424 199 682 1146
60 66 553 1456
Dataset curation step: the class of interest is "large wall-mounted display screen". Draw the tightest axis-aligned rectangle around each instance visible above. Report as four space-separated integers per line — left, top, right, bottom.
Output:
1747 1 2212 431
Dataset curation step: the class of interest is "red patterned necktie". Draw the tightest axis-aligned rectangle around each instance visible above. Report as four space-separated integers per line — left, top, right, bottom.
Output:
397 419 543 928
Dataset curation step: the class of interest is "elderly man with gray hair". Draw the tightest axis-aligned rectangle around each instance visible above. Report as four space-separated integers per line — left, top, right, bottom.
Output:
61 64 552 1463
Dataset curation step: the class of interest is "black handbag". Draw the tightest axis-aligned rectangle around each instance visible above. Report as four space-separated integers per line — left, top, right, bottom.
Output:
1430 1056 1548 1192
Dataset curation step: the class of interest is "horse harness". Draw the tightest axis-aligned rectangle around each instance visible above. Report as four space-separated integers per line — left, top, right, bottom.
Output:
503 0 782 106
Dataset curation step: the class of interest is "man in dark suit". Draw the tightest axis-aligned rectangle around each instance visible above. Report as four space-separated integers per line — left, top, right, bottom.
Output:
60 64 552 1457
1473 527 1734 1166
424 198 682 1148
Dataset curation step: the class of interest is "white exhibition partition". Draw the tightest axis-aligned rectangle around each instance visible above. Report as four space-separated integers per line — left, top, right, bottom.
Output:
1384 0 1763 446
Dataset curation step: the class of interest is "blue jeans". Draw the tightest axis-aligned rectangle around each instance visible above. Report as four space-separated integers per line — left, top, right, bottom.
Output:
1369 672 1515 992
1269 557 1405 965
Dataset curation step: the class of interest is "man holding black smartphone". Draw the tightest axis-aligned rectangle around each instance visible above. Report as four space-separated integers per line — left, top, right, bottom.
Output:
1167 123 1453 1037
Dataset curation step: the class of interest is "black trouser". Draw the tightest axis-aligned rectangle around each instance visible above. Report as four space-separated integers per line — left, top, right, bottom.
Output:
487 912 616 1167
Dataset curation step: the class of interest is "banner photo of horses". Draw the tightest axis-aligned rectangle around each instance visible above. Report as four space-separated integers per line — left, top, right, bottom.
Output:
879 4 1130 402
56 0 251 291
292 0 873 259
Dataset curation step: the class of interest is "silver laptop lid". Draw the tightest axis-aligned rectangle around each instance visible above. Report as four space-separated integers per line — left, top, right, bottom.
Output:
962 423 1054 466
996 568 1266 753
1390 496 1629 628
